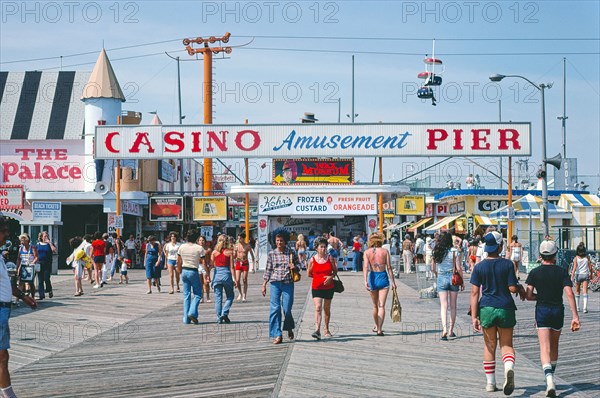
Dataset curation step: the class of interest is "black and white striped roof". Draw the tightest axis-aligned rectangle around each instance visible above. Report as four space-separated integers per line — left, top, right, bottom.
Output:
0 71 90 140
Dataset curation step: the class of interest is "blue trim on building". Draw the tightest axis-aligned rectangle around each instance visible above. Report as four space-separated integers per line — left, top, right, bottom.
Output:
434 189 588 201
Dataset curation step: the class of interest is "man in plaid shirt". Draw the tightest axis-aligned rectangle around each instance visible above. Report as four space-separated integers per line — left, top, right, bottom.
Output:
262 229 300 344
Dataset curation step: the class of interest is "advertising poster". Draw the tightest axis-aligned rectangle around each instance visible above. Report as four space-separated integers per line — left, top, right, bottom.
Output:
395 195 426 216
272 158 354 185
193 196 228 221
149 196 183 221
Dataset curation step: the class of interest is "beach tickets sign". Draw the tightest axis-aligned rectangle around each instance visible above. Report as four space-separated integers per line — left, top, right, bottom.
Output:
94 123 531 159
272 158 353 185
259 194 377 216
149 196 183 221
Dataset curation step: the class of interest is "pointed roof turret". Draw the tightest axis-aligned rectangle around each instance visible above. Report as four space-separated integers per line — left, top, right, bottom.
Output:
81 49 125 101
150 113 163 125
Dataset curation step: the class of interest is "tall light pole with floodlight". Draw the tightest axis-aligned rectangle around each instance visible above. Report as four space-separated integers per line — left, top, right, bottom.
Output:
489 74 553 237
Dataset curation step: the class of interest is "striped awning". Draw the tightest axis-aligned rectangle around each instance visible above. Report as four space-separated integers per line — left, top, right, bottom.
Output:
408 217 433 232
474 215 495 225
1 71 90 140
560 194 600 208
424 215 461 233
490 194 571 219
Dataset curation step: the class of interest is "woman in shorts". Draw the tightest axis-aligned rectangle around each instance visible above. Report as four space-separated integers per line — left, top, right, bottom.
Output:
570 242 592 313
296 234 307 269
508 235 523 280
432 232 464 340
164 232 181 294
363 232 396 336
198 236 212 303
16 233 38 297
308 237 337 340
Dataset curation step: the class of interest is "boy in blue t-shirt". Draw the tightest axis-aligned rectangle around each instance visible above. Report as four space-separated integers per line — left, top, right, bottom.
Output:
470 231 525 395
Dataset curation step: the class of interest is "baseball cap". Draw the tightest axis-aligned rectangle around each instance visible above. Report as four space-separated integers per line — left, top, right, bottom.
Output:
539 240 558 255
483 231 503 253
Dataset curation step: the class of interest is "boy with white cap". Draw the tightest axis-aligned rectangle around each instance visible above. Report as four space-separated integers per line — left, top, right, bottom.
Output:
470 231 525 395
525 240 580 397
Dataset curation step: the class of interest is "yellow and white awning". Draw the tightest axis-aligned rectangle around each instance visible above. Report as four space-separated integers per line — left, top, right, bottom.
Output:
424 215 461 233
474 215 495 226
408 217 433 232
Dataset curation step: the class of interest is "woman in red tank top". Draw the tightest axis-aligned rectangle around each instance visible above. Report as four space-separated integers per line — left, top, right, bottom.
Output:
308 237 337 340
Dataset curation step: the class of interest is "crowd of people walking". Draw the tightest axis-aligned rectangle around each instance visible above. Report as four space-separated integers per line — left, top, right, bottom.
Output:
0 215 593 397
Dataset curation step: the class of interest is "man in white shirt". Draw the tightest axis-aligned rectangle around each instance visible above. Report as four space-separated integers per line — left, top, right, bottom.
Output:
0 217 37 398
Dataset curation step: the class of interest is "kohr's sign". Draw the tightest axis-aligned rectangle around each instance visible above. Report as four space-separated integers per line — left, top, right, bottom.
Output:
259 194 377 216
94 123 531 159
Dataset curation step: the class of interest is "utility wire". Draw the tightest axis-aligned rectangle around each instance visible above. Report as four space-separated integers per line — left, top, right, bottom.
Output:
2 35 598 65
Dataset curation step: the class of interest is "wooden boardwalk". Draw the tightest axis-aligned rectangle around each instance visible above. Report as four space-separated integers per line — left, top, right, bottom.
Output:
7 269 599 397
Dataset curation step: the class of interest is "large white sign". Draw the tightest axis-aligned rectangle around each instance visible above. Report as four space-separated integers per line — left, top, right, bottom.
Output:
259 193 378 216
1 140 87 191
94 123 531 159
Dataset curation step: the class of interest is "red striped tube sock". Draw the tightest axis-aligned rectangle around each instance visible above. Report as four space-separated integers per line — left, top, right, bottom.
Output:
502 353 515 370
484 361 496 384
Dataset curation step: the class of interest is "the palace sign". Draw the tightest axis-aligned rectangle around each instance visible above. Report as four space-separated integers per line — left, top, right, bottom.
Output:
95 123 531 159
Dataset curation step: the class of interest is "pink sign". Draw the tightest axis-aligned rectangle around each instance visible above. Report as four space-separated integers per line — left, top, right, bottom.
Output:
1 140 88 191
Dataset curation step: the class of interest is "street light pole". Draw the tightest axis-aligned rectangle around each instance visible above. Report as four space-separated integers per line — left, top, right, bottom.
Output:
489 74 552 237
539 83 549 236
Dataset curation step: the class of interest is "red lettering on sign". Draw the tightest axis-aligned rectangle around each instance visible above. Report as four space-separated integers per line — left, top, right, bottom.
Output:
471 129 490 150
426 129 449 150
235 130 260 151
105 132 120 153
130 132 155 153
55 149 67 160
14 149 35 160
207 131 227 152
452 129 464 149
498 129 521 150
164 131 185 153
191 132 202 153
36 149 53 160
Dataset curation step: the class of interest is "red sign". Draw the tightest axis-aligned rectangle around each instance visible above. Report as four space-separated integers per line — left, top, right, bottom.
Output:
272 158 354 185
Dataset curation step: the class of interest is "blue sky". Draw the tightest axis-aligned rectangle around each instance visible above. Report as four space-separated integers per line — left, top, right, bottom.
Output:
1 0 599 189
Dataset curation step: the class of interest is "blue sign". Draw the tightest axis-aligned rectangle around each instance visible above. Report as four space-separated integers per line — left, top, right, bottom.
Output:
32 202 62 222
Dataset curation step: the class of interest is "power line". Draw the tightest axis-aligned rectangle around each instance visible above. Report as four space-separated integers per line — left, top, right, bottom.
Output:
2 35 598 65
236 46 600 56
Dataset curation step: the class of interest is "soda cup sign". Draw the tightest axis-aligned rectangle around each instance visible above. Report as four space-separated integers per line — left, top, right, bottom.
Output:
259 219 267 230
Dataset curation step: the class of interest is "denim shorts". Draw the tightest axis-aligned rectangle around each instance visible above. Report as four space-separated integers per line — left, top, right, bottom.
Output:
167 259 177 266
535 305 564 331
575 274 589 283
437 274 459 292
0 307 11 350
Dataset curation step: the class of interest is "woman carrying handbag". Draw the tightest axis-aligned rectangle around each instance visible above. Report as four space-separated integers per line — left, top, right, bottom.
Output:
308 237 337 340
432 232 464 341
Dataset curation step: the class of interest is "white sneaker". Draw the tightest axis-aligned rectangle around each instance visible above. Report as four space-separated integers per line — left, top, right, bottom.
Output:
486 383 498 392
546 380 556 397
503 368 514 395
93 284 100 289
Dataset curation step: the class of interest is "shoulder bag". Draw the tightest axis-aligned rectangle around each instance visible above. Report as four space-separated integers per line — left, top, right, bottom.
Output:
290 253 301 282
333 274 344 293
451 251 464 286
391 287 402 322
